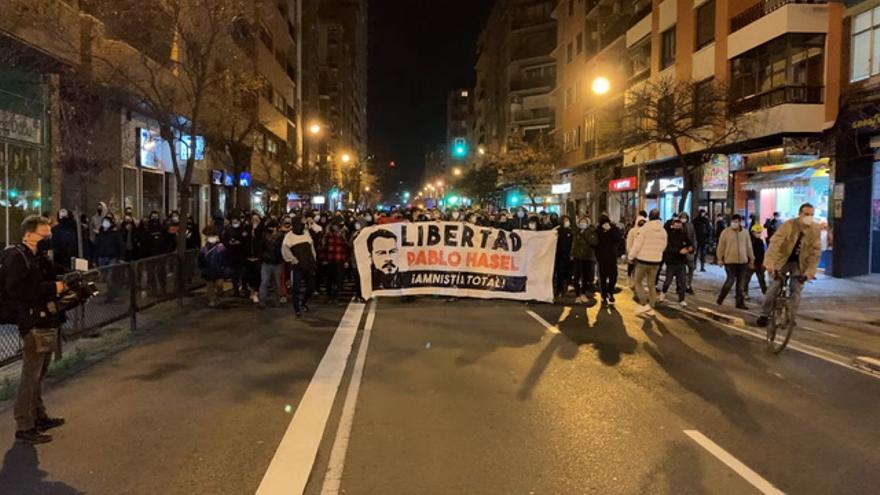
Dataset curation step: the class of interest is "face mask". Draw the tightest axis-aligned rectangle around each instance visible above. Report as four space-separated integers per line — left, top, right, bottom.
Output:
679 218 688 224
602 223 611 231
578 222 588 229
150 215 159 221
563 220 571 228
354 223 362 231
731 221 741 229
171 216 180 223
231 222 241 228
517 212 525 219
36 236 52 253
207 236 220 243
801 215 814 226
528 223 537 230
452 212 460 219
58 209 68 219
102 221 112 230
364 215 372 222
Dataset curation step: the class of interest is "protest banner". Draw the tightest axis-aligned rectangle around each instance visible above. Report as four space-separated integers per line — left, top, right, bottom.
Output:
354 222 557 302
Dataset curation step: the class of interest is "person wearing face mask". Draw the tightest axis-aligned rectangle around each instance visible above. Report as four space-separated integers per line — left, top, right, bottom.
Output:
554 215 574 299
222 215 249 297
756 203 822 327
140 211 169 296
255 220 285 308
595 215 623 305
693 209 713 272
3 216 68 444
629 209 668 317
89 202 108 246
571 216 599 303
678 212 698 294
120 215 141 261
94 216 125 303
715 214 755 309
659 218 693 307
527 216 540 231
763 211 782 241
282 218 318 317
51 209 79 271
509 207 529 230
242 213 263 304
198 227 229 308
318 221 350 306
626 211 649 287
448 208 463 222
745 224 768 301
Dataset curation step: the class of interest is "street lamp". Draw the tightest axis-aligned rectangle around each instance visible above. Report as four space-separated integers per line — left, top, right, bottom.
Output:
592 76 611 95
453 167 462 176
478 146 486 155
341 153 351 164
309 122 322 135
436 180 444 187
364 186 371 192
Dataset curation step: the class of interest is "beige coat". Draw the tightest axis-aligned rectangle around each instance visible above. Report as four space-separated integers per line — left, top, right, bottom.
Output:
716 227 754 265
764 218 822 276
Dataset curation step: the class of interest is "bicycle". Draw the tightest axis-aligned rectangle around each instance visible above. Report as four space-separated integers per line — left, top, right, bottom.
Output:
765 272 807 354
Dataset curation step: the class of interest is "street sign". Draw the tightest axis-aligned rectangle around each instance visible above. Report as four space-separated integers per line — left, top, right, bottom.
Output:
552 183 571 194
609 176 637 192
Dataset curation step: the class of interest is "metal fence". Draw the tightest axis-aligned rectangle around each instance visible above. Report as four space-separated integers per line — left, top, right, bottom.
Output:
0 250 203 367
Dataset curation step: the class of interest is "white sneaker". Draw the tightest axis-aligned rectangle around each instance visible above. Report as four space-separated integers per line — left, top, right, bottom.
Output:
251 293 260 304
646 308 656 317
657 293 666 303
634 305 652 316
679 300 688 308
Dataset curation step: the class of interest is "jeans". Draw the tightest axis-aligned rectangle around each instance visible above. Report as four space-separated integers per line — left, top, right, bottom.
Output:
662 263 687 302
291 266 316 313
633 262 660 307
259 263 283 305
15 329 53 431
696 241 709 269
719 263 749 305
597 263 618 299
685 257 695 289
325 262 345 302
761 261 805 317
205 279 224 305
746 265 768 296
573 259 596 296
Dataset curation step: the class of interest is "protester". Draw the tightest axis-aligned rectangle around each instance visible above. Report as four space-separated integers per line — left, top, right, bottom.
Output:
257 219 285 308
745 224 768 300
509 207 528 230
693 209 712 272
715 214 754 309
714 212 727 256
764 212 782 241
51 209 80 271
282 217 317 317
571 215 598 303
222 215 250 298
626 212 648 287
595 214 622 305
89 202 108 247
659 217 693 307
679 212 697 294
120 214 140 261
319 221 350 306
554 215 574 299
198 228 228 308
244 212 263 303
629 209 667 317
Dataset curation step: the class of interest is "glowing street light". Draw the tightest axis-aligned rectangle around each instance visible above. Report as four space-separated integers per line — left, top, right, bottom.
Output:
453 167 462 176
309 122 322 135
436 180 444 187
478 146 486 155
592 76 611 95
341 153 352 163
364 186 371 192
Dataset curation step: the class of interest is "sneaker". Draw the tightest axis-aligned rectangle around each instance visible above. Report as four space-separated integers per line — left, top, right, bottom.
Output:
279 296 288 304
251 293 260 303
716 296 724 306
736 303 748 310
15 428 52 444
657 293 666 303
756 316 769 327
679 300 688 308
646 308 656 317
634 305 652 316
608 295 616 305
35 417 65 432
302 304 310 313
686 288 695 295
294 311 302 318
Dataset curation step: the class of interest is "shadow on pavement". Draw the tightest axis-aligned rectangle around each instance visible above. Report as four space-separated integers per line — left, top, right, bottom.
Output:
637 440 707 493
0 442 84 494
642 318 762 433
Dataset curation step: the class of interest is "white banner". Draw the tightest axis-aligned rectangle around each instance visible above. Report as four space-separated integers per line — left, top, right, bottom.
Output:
354 222 557 302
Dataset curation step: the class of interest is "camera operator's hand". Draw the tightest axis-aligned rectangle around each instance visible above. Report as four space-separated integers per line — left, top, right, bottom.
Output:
55 281 67 295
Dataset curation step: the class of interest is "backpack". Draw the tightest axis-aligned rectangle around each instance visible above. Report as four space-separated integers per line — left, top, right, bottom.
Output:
0 245 28 325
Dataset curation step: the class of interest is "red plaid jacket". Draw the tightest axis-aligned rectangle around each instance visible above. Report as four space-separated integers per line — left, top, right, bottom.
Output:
319 233 349 263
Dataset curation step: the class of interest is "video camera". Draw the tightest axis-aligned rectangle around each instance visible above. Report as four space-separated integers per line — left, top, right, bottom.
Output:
47 270 100 314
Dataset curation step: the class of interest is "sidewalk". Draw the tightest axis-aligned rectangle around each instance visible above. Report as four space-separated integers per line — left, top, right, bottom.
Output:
685 264 880 334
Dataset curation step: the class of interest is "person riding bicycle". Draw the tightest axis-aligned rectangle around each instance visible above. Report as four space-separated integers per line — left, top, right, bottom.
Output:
756 203 822 328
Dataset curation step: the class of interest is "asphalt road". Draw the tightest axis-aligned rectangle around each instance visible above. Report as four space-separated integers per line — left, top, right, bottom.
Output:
0 290 877 494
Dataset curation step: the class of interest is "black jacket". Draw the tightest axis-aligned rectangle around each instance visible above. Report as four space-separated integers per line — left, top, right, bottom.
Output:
94 229 124 259
222 225 250 264
694 215 713 242
141 220 171 257
556 227 573 260
664 228 693 265
260 231 285 265
596 225 623 267
51 218 79 270
2 245 63 335
751 236 766 266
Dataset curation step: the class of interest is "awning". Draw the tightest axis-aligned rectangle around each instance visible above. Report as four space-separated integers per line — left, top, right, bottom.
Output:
740 167 829 191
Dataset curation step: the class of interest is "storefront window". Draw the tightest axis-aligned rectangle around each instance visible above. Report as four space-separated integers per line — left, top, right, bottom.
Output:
142 171 164 217
123 167 138 217
2 144 44 244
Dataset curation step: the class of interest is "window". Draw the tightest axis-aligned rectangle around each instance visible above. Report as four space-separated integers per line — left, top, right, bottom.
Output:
628 36 651 80
661 27 676 69
851 7 880 81
272 89 286 112
567 42 574 63
576 32 584 54
574 125 582 149
693 78 715 122
584 114 597 158
695 0 715 50
266 138 278 156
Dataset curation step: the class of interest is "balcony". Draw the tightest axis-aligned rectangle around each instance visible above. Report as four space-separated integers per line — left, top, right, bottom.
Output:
512 107 553 123
731 0 827 33
730 85 824 115
510 77 555 92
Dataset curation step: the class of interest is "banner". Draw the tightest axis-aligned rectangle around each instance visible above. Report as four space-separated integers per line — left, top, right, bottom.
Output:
702 154 730 192
354 222 557 302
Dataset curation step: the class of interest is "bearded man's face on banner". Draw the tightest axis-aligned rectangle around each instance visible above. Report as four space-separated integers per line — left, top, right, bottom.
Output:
371 236 399 274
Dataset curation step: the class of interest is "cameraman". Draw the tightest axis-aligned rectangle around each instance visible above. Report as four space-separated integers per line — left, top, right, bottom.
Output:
4 216 67 444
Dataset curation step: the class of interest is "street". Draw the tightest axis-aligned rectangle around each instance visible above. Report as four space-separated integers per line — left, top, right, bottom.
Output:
0 290 877 494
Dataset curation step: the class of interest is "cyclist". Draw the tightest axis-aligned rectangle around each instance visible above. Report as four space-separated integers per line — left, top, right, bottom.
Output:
756 203 822 328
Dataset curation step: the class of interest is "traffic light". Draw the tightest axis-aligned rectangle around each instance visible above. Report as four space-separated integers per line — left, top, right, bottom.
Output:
452 138 468 159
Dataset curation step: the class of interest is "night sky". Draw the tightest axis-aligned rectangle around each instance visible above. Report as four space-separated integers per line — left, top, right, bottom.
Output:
368 0 494 196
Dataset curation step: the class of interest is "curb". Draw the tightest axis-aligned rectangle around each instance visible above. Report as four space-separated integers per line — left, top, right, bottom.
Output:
696 307 747 327
853 356 880 374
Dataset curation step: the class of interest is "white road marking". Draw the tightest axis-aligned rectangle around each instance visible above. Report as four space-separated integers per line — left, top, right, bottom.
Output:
800 325 840 338
256 302 366 495
321 300 378 495
683 430 785 495
527 310 560 334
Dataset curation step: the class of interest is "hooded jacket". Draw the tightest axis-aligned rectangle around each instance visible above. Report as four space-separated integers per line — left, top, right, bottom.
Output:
716 226 755 265
628 220 667 264
764 218 821 276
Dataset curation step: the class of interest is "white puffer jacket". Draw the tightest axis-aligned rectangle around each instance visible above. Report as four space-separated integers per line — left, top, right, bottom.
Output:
628 220 668 264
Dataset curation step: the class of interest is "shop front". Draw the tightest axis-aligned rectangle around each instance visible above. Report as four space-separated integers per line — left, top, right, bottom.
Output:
734 158 831 224
503 186 560 214
644 174 690 221
607 175 638 224
0 67 51 246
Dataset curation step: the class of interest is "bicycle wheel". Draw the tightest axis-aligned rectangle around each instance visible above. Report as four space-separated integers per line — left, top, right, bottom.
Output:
766 299 794 354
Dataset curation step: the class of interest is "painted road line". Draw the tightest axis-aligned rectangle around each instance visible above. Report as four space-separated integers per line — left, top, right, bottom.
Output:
257 302 366 495
800 325 840 339
526 310 560 334
680 306 880 380
683 430 785 495
321 300 378 495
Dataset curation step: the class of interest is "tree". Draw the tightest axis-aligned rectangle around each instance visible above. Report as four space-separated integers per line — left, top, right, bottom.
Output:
458 166 499 208
492 134 561 209
620 76 749 213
